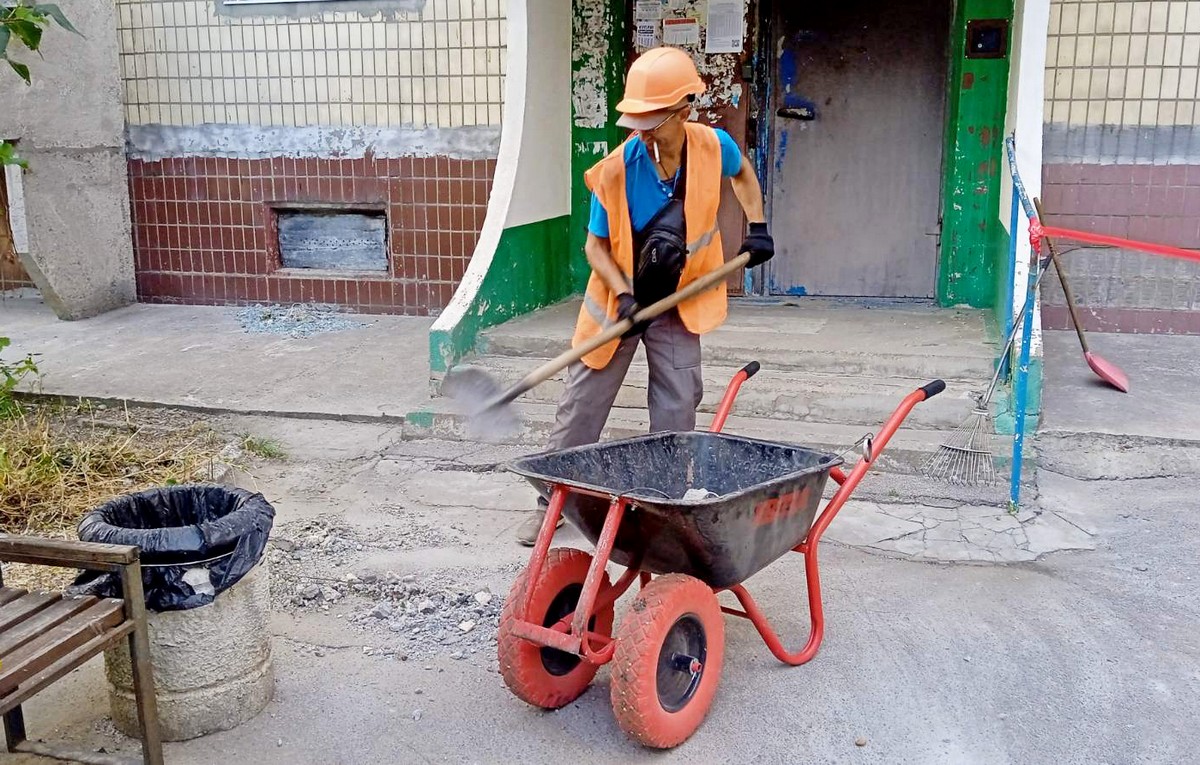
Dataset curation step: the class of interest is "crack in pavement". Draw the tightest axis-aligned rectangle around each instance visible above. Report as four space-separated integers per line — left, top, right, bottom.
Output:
1048 509 1097 537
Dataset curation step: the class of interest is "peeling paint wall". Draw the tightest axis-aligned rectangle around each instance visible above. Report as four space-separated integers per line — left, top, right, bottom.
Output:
570 0 628 288
630 0 750 127
572 0 613 130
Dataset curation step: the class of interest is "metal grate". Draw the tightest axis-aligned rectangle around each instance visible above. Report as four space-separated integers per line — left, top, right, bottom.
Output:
1041 0 1200 326
114 0 507 129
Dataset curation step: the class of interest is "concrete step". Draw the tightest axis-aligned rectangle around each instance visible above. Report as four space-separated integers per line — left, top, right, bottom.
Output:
478 300 999 382
402 398 1015 478
1035 430 1200 481
454 355 985 430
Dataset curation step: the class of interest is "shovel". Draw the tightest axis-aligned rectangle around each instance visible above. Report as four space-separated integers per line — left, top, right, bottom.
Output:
442 252 752 442
1033 198 1130 393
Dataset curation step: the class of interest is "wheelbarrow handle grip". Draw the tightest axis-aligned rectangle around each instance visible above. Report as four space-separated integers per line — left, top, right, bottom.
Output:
919 379 946 399
741 361 761 379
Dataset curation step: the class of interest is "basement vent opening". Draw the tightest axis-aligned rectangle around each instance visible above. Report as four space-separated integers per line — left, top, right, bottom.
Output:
278 210 388 272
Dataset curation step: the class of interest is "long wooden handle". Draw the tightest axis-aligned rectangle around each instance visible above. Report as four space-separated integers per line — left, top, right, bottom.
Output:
502 252 752 405
1033 198 1090 354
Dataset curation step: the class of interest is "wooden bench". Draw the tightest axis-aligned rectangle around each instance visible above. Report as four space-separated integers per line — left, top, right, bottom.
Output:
0 536 164 765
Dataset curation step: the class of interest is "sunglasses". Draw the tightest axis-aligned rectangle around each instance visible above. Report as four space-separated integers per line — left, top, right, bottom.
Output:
642 106 690 134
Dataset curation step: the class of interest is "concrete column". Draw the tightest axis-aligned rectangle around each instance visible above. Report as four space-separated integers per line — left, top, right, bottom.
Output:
0 0 134 319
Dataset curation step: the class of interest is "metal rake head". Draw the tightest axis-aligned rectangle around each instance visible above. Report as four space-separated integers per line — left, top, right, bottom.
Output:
922 407 998 487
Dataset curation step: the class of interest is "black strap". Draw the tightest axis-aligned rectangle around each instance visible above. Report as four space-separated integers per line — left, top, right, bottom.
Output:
669 139 688 202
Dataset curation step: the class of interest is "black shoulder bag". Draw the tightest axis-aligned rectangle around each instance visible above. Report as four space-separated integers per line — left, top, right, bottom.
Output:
632 142 689 308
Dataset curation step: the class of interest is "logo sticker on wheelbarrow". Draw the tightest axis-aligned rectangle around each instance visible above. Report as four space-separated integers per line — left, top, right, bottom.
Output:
753 486 813 527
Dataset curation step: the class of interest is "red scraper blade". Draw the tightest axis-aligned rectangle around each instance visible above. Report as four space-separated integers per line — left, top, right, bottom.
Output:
1085 351 1130 393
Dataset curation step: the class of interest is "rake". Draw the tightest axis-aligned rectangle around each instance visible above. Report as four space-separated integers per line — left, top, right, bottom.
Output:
923 256 1052 487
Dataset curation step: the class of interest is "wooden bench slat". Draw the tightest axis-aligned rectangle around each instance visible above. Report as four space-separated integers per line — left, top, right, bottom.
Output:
0 536 138 570
0 621 134 716
0 587 28 607
0 599 125 696
0 592 61 632
0 596 99 658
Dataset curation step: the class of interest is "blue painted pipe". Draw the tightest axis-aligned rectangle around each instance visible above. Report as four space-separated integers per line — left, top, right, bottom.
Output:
1010 257 1038 508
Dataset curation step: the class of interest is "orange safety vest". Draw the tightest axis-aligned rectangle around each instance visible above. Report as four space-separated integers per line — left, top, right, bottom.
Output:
574 122 727 370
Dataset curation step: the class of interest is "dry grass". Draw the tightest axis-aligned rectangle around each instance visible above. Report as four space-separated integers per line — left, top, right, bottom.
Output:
0 403 229 590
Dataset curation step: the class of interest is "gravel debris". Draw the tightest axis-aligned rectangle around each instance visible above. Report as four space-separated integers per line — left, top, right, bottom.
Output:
237 303 367 338
268 516 503 660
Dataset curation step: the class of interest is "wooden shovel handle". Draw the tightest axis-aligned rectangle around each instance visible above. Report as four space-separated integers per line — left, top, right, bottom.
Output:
504 252 753 404
1033 198 1090 354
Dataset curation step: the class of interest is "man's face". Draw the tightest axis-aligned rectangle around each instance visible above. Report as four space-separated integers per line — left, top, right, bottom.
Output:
638 107 687 152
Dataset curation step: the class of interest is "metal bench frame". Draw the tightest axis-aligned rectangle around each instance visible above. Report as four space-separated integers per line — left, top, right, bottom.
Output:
0 536 164 765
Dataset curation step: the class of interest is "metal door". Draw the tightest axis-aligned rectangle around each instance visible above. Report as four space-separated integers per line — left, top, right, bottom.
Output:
768 0 950 297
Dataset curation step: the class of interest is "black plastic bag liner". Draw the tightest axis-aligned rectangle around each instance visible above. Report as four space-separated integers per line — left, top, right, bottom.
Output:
72 485 275 612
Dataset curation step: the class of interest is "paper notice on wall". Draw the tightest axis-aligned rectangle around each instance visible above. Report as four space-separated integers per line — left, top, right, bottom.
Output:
662 17 700 46
634 0 663 21
635 20 661 48
705 0 744 54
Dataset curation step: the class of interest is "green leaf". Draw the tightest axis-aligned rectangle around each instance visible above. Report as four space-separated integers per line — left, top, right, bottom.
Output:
33 4 79 35
7 58 30 84
7 19 43 52
0 142 29 168
0 25 11 57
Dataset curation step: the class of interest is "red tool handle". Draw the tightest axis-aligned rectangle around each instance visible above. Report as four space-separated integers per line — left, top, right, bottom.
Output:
708 361 761 434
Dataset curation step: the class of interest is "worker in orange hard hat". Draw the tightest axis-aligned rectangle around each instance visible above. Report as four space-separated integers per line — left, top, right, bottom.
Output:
517 46 774 545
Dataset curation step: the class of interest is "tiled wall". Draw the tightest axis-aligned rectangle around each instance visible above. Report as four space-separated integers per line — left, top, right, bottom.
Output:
1040 161 1200 332
116 0 506 128
131 155 494 313
1045 0 1200 134
1043 0 1200 333
115 0 508 314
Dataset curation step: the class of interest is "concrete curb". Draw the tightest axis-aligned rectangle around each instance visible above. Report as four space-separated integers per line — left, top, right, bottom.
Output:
14 390 409 426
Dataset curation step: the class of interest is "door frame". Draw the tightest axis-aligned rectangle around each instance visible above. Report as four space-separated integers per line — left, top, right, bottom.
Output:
747 0 1014 308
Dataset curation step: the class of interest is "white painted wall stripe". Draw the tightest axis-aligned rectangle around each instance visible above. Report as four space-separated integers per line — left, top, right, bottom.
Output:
126 124 501 161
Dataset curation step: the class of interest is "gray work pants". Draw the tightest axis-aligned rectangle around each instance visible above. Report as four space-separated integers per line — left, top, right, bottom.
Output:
547 309 704 451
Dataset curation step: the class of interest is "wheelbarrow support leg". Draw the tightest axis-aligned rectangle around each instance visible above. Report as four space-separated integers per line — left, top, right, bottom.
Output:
575 497 627 664
517 486 568 622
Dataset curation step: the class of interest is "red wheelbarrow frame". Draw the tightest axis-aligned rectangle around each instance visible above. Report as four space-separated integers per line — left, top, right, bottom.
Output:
507 367 945 668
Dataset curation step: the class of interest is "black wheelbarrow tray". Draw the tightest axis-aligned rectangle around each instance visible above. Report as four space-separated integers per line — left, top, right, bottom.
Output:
497 363 946 749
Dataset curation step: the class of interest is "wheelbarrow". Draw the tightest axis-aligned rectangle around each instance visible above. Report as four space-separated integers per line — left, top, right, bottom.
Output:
497 363 946 748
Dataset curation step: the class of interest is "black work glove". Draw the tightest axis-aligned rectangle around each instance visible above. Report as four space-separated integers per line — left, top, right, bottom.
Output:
616 292 640 322
739 222 775 268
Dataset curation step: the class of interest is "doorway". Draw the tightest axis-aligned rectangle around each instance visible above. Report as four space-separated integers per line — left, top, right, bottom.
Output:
765 0 951 298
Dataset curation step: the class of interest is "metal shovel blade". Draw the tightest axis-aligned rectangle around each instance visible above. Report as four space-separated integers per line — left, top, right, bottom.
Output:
1085 351 1130 393
440 366 522 443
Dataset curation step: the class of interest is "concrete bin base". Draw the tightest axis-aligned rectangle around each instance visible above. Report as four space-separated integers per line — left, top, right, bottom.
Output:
105 562 274 741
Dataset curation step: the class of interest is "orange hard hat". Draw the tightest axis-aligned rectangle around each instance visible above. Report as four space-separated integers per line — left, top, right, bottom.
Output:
616 47 706 129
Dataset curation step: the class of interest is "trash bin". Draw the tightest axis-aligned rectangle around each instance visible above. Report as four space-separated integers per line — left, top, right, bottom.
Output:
72 485 276 741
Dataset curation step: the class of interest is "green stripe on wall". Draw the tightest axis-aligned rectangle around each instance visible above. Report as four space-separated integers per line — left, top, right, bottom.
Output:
429 215 571 373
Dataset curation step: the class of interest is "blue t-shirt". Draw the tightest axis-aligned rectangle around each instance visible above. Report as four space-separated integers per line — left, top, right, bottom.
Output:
587 128 743 238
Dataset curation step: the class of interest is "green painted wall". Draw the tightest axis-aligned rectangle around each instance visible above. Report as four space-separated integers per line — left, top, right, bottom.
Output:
939 0 1014 309
570 0 629 291
429 215 571 372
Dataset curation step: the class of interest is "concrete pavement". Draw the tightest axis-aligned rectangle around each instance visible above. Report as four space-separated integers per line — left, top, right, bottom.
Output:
9 419 1198 764
1037 329 1200 479
0 293 432 421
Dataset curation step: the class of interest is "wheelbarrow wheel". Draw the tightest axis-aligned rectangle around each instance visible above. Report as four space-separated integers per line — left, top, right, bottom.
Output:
498 547 614 709
610 574 725 748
